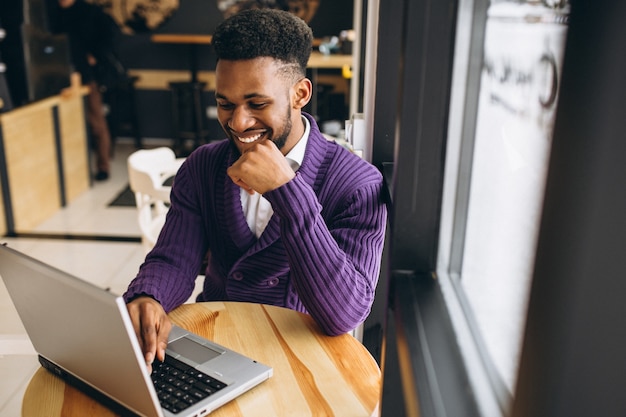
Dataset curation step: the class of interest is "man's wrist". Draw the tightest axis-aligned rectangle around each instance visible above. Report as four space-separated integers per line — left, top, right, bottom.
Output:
126 293 158 304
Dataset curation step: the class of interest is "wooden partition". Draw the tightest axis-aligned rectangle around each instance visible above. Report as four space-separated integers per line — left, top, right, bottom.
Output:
0 180 5 237
57 92 90 202
0 84 90 234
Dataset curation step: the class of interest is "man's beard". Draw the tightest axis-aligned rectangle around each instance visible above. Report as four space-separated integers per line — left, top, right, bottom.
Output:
271 109 292 151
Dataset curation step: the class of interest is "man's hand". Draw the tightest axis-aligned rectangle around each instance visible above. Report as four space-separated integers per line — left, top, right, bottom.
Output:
227 140 296 195
126 296 172 373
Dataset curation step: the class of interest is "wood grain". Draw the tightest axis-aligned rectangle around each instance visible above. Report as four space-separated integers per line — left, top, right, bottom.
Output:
1 102 60 231
21 302 381 416
0 179 5 236
151 34 213 45
0 85 90 232
57 93 90 203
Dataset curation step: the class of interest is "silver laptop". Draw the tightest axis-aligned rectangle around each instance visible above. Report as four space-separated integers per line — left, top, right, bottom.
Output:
0 244 272 417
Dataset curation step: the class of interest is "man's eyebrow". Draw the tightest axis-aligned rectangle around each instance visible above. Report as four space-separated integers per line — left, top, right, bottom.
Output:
214 92 270 100
244 93 270 99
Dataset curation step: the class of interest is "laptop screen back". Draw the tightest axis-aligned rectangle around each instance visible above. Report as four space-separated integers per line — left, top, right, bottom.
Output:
0 245 161 417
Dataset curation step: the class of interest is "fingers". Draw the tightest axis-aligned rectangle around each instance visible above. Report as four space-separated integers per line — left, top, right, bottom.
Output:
228 141 295 194
126 297 171 371
231 176 255 195
155 319 171 362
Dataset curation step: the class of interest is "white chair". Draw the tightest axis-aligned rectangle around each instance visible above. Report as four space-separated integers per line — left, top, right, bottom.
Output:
127 147 185 253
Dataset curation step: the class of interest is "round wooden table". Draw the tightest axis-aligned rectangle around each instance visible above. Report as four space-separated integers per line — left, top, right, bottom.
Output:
22 302 381 416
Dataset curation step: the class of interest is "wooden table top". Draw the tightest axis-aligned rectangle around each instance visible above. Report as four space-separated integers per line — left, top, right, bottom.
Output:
150 33 351 69
307 52 353 69
21 302 381 416
151 34 213 45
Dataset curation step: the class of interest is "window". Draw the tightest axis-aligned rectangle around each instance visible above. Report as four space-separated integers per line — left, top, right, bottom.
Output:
362 0 585 416
368 0 626 415
438 0 570 408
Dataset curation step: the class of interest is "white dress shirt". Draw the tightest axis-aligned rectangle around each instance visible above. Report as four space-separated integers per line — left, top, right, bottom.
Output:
241 116 311 237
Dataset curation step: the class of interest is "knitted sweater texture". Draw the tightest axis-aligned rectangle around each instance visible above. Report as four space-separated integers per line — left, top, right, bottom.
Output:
123 114 387 335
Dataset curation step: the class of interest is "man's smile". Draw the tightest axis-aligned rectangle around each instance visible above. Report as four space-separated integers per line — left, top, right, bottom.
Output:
229 128 268 144
236 132 264 143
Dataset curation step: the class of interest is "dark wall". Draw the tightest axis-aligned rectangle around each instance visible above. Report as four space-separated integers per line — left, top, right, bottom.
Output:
1 0 71 108
112 0 354 141
116 0 356 74
152 1 222 35
152 0 354 38
2 0 354 138
0 1 27 108
309 1 354 38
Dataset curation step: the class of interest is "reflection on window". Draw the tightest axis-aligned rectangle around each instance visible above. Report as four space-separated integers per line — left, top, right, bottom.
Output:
442 0 570 402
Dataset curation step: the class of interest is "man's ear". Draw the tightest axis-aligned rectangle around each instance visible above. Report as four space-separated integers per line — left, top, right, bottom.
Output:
292 78 312 109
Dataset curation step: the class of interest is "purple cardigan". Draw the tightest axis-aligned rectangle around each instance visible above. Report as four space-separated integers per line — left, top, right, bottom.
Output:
123 114 387 335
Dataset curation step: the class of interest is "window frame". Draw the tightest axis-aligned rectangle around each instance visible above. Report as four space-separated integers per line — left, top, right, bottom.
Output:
366 0 535 415
369 0 626 416
366 0 493 415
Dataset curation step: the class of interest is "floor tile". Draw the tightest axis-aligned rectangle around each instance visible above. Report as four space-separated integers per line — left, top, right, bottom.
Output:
0 355 39 415
0 139 171 415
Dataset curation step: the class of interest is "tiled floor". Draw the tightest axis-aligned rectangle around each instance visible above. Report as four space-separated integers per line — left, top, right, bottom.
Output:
0 140 164 415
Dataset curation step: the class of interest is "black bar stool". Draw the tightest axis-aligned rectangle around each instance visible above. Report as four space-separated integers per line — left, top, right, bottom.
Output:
103 75 142 151
169 81 209 156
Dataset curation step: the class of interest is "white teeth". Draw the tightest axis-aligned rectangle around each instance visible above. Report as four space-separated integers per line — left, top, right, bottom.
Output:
236 133 263 143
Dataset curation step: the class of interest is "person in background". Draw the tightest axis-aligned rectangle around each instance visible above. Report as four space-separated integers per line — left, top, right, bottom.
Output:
123 9 387 370
50 0 117 181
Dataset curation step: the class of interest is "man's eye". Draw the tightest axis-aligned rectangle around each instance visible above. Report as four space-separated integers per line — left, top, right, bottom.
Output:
217 102 234 110
249 102 268 109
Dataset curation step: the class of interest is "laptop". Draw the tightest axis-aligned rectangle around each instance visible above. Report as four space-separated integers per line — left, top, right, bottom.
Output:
0 244 272 417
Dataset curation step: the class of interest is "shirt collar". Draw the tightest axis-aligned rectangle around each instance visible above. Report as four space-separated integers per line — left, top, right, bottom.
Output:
284 116 310 171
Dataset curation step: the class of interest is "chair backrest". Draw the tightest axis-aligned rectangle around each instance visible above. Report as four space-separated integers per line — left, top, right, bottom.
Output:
127 147 185 252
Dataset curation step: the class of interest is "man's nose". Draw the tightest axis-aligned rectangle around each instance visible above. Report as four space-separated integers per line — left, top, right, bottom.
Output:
228 106 255 133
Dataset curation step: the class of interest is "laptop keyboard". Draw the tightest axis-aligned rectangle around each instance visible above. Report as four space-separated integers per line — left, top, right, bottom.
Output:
151 355 227 414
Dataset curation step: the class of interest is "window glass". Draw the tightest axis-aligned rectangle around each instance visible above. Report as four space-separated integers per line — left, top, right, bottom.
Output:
459 1 569 392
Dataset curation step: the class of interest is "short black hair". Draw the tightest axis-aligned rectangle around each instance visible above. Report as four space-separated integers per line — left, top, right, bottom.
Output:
212 9 313 77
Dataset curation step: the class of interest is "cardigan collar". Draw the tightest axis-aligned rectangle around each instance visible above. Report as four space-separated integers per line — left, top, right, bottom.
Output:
224 112 331 254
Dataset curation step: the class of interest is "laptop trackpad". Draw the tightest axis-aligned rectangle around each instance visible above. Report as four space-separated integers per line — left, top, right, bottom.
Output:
168 336 222 364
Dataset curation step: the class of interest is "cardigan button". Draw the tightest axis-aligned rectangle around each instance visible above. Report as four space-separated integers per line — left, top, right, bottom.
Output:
231 271 244 281
267 277 279 287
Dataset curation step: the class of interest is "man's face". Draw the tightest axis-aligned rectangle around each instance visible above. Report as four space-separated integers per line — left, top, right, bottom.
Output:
215 57 303 156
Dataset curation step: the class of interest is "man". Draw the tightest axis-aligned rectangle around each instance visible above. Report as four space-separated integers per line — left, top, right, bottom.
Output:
124 9 387 369
51 0 116 180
